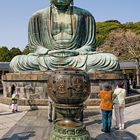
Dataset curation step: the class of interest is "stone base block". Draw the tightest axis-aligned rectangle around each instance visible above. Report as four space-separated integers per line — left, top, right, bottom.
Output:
2 71 124 101
1 94 140 107
2 71 50 99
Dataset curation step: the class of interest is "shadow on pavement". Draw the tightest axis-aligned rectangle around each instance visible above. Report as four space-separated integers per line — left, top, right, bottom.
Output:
0 111 23 116
91 130 137 140
1 131 35 140
84 111 100 118
125 119 140 128
0 112 15 116
85 119 102 126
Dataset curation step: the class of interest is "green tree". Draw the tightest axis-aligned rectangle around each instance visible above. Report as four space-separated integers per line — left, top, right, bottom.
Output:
96 20 122 47
0 46 12 62
10 47 22 58
22 45 30 55
98 30 140 59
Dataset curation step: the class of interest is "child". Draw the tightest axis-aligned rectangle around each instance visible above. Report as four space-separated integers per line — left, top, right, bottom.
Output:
11 88 19 113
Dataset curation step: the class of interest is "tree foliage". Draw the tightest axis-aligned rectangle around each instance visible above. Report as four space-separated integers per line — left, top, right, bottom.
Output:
96 20 122 47
97 29 140 60
0 46 22 62
10 47 22 58
22 45 30 55
0 47 12 62
96 20 140 48
97 29 140 85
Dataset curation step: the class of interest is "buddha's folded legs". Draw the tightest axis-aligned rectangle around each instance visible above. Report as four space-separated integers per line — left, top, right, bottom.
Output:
10 54 40 72
86 52 120 72
37 55 88 71
10 52 119 72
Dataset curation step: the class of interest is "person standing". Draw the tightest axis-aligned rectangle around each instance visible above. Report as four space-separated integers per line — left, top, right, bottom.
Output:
113 81 126 130
98 83 113 133
11 84 16 96
48 96 56 122
132 78 136 89
11 87 19 113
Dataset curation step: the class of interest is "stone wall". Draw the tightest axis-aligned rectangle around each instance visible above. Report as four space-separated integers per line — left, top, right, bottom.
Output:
2 71 125 101
1 70 138 107
89 71 125 98
2 72 49 99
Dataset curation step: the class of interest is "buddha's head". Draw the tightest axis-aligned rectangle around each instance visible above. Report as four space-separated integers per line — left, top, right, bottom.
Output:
50 0 73 10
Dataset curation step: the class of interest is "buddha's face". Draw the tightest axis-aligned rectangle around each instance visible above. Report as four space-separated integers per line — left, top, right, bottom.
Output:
51 0 72 9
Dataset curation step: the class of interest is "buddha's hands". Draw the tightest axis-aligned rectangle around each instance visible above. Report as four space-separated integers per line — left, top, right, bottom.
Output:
76 49 89 55
48 50 79 57
76 50 88 55
76 45 96 55
35 46 50 55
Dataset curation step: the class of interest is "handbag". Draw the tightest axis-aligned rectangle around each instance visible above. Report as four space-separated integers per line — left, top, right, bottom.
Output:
112 90 122 105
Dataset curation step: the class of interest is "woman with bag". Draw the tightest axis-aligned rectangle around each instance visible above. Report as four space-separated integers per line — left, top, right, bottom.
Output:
113 81 126 130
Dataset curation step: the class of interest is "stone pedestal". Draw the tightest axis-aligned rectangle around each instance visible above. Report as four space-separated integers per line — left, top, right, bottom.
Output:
2 71 124 105
2 72 50 99
89 71 124 98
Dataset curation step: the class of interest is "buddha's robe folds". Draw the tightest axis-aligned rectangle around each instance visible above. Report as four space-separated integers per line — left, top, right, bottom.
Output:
10 7 120 72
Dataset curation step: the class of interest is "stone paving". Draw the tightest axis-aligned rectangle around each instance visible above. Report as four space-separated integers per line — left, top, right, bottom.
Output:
0 103 140 140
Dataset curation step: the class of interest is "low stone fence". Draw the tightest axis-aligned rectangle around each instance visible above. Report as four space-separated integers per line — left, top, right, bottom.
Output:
0 94 140 107
85 94 140 107
125 94 140 107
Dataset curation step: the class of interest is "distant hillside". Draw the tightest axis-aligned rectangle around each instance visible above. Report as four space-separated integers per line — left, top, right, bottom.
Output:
96 20 140 47
96 20 140 61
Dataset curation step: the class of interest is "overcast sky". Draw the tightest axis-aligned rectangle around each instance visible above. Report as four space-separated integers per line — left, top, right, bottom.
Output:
0 0 140 50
